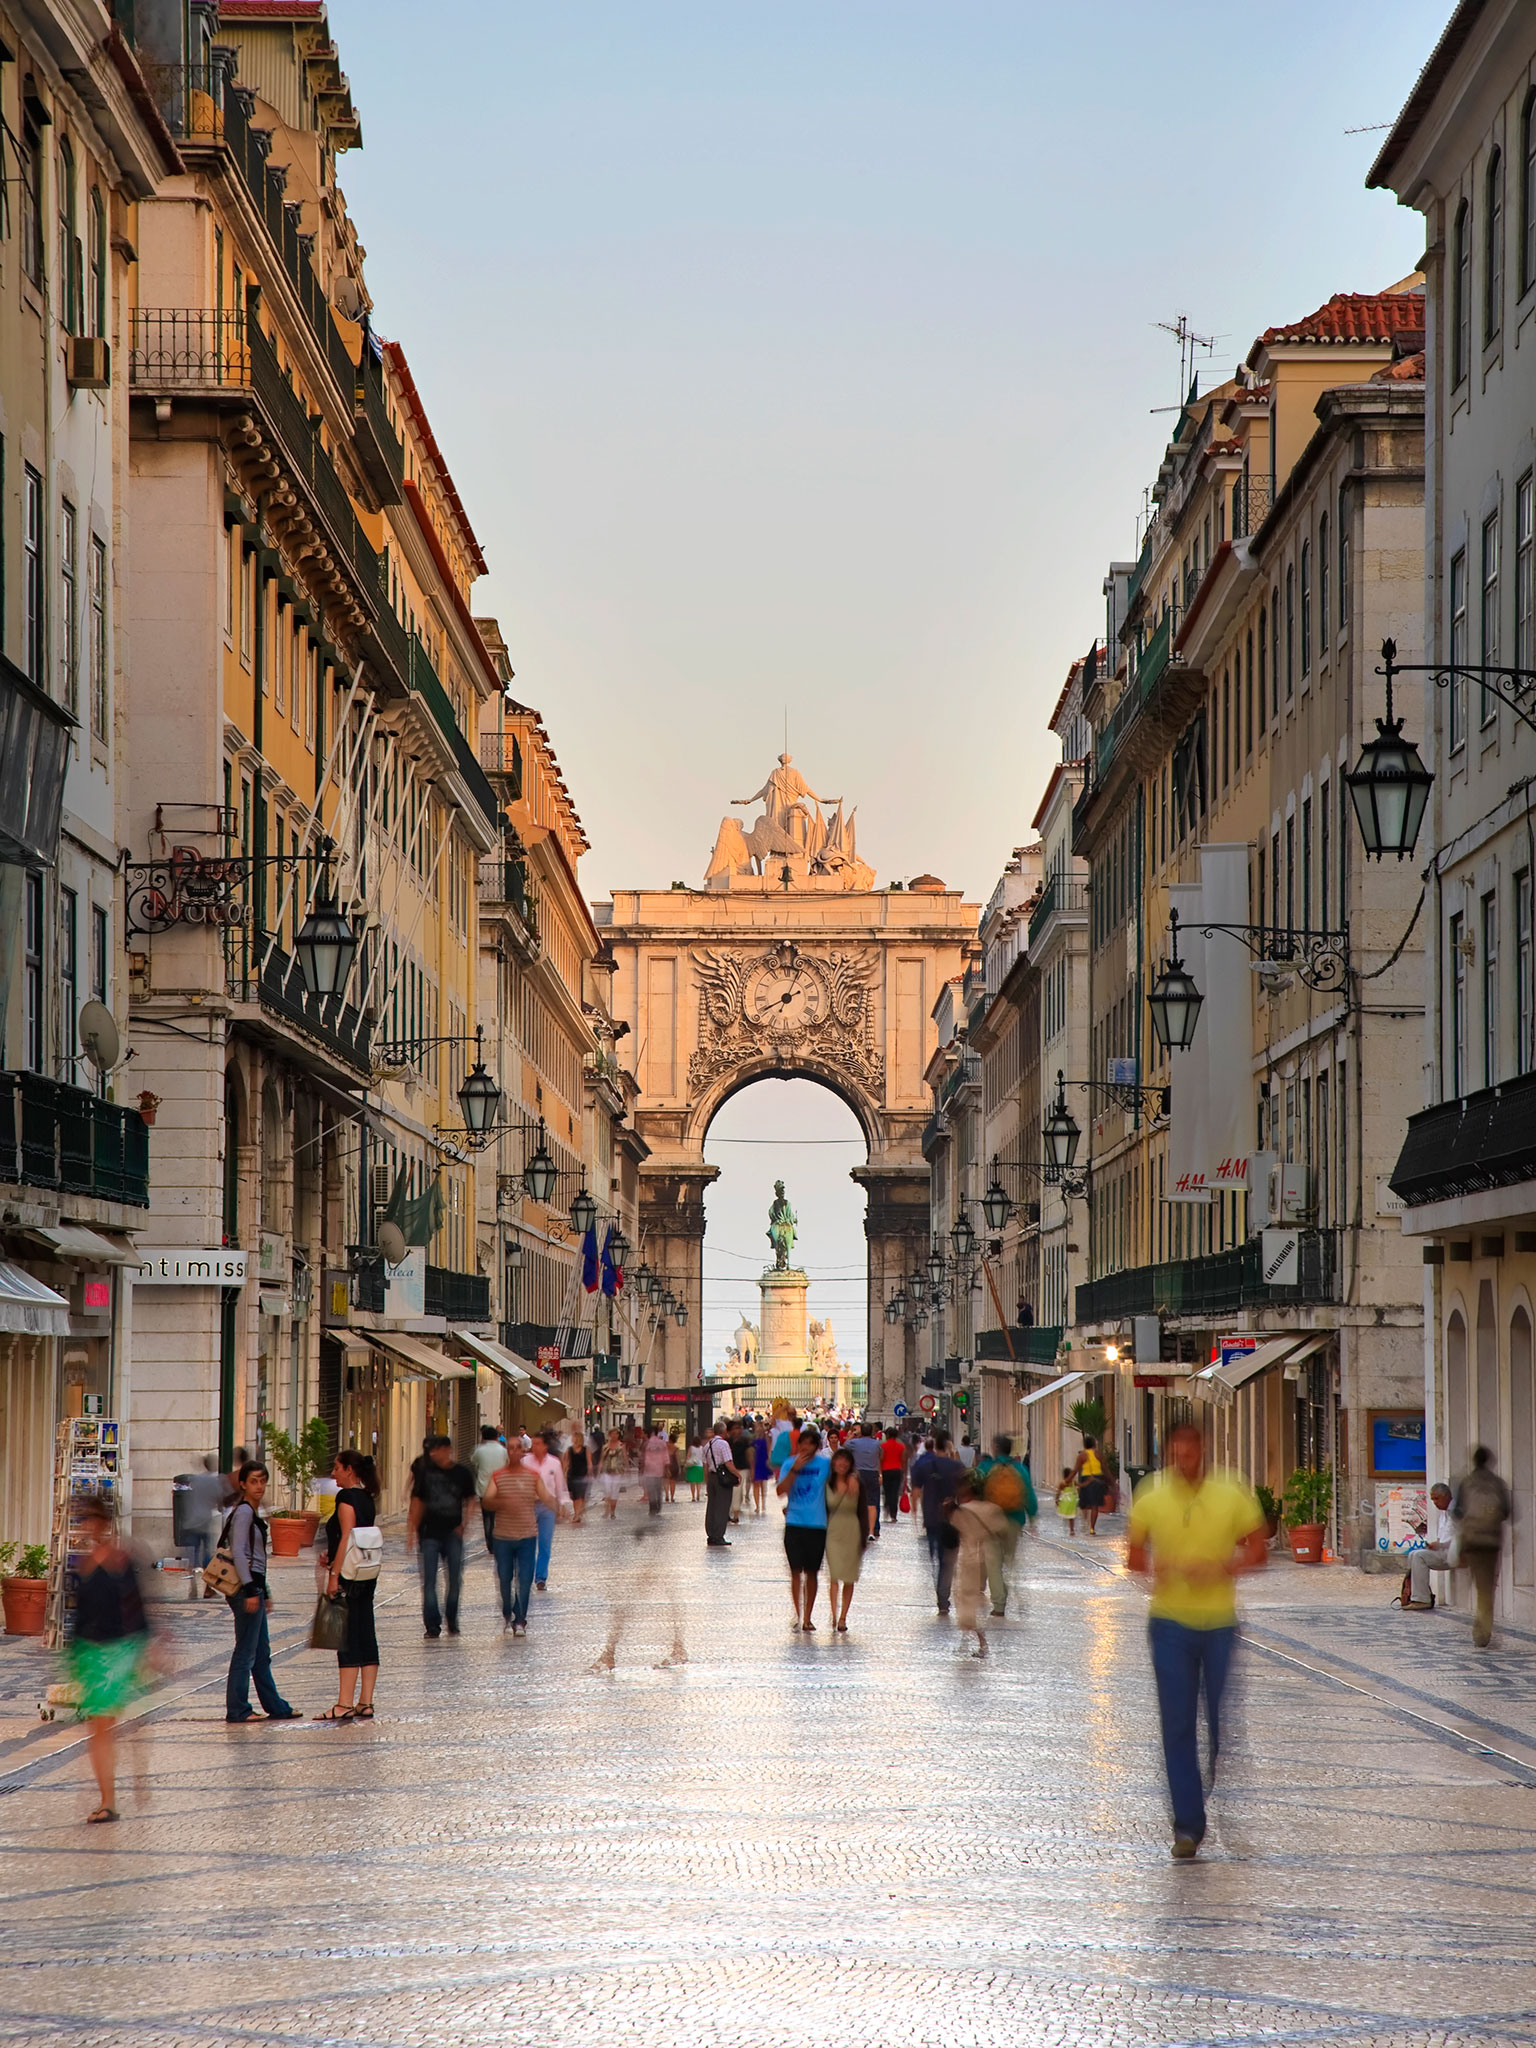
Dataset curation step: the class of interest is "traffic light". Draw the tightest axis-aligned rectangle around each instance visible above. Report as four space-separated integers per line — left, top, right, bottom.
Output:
953 1389 970 1412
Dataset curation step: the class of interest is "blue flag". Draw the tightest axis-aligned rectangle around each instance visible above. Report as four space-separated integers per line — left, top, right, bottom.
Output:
600 1223 621 1298
582 1224 600 1293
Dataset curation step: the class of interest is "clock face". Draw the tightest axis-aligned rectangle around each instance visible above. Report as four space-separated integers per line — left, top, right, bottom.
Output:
744 961 824 1036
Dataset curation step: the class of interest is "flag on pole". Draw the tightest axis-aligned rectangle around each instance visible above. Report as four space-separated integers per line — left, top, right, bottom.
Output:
600 1223 621 1297
582 1223 600 1293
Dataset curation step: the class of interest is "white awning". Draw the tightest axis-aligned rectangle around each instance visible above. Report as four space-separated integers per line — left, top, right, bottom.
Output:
1020 1370 1085 1410
1207 1335 1301 1393
0 1259 70 1337
371 1329 474 1380
450 1327 531 1385
26 1224 139 1264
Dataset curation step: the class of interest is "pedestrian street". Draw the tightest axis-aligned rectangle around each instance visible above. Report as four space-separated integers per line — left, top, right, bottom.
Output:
1 1501 1534 2048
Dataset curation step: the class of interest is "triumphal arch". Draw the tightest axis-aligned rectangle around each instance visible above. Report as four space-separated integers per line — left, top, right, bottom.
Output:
595 754 977 1413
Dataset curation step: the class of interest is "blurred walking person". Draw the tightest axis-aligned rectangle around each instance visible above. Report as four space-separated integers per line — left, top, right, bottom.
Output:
703 1418 737 1547
909 1432 963 1614
879 1427 907 1526
824 1445 865 1632
685 1436 706 1503
640 1424 670 1516
951 1474 1010 1657
751 1422 770 1514
485 1451 551 1635
181 1454 223 1597
665 1429 681 1504
1453 1446 1513 1648
565 1430 591 1525
776 1426 830 1629
975 1434 1037 1617
223 1460 301 1725
407 1435 474 1639
1126 1421 1266 1859
68 1495 156 1820
523 1429 570 1589
729 1419 752 1524
850 1422 882 1539
318 1450 382 1721
471 1425 508 1553
599 1428 628 1518
1071 1435 1109 1535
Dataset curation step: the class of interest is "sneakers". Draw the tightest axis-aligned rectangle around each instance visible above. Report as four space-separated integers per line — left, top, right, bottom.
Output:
512 1621 527 1636
1171 1835 1199 1861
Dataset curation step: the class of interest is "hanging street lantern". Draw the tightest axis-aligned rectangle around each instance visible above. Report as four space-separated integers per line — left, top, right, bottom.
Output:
456 1038 503 1146
926 1239 946 1288
523 1124 558 1204
885 1290 905 1325
674 1300 688 1326
608 1225 631 1266
294 881 357 998
1346 641 1433 860
982 1164 1012 1232
570 1179 598 1238
1042 1072 1082 1177
950 1207 977 1263
635 1259 652 1299
1146 909 1205 1052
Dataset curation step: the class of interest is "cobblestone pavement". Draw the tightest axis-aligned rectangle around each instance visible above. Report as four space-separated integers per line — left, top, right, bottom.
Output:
1 1495 1534 2048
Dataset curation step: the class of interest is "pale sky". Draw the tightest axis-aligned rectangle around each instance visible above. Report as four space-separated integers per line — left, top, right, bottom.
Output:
330 0 1445 1365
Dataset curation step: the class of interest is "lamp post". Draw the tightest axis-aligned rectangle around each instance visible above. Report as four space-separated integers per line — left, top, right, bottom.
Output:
293 878 358 998
570 1179 597 1238
1346 639 1435 860
523 1125 558 1204
950 1206 977 1262
1146 908 1205 1053
456 1038 503 1147
981 1167 1012 1232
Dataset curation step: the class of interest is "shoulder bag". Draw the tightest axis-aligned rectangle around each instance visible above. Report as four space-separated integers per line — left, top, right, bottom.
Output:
202 1506 247 1599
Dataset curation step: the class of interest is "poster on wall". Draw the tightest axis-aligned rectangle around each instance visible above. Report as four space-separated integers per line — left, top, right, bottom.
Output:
1375 1482 1429 1554
1368 1410 1426 1479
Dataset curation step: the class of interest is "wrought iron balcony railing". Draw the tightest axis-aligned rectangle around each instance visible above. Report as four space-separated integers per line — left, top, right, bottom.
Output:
425 1265 491 1323
227 941 373 1076
1075 1230 1338 1325
1027 874 1088 951
0 1072 149 1207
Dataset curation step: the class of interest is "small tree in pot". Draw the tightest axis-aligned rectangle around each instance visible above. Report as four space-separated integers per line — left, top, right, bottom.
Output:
1 1541 51 1635
1283 1465 1333 1563
265 1419 331 1551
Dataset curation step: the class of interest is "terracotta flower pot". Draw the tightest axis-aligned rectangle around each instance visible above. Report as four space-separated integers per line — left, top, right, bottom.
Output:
268 1517 306 1558
2 1576 48 1635
296 1510 321 1548
1287 1521 1325 1564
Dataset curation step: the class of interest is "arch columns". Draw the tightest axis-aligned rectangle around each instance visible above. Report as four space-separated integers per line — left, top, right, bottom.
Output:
855 1164 930 1418
635 1164 715 1390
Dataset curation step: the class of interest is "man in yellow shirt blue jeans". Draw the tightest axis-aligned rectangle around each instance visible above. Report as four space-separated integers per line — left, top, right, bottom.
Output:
1126 1421 1268 1859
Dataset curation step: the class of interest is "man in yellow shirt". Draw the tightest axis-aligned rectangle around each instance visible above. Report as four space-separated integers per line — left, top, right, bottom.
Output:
1126 1420 1267 1859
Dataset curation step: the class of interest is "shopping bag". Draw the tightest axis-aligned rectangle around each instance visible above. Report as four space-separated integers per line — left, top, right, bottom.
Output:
898 1490 910 1514
309 1593 349 1651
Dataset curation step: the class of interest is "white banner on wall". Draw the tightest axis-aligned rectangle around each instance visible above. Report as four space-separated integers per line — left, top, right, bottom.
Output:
1166 883 1208 1200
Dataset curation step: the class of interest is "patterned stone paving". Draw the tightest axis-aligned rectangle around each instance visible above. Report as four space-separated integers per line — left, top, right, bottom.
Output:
0 1495 1533 2047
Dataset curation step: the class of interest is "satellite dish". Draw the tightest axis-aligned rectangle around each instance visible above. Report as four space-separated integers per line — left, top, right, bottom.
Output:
377 1220 407 1266
77 1001 120 1074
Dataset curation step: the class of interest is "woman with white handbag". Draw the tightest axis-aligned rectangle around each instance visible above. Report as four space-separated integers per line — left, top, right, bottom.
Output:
316 1449 383 1721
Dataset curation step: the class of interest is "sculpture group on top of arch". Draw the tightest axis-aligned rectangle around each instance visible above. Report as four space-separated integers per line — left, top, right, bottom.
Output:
706 752 875 893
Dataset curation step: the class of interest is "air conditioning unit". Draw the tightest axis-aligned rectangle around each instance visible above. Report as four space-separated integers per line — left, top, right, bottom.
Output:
67 336 109 390
1261 1158 1310 1225
370 1161 395 1211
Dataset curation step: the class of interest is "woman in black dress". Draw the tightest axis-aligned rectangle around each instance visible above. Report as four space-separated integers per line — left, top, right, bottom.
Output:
317 1449 380 1721
565 1431 590 1526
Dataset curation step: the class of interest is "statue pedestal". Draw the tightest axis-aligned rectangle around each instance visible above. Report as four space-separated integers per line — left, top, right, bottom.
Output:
755 1265 813 1409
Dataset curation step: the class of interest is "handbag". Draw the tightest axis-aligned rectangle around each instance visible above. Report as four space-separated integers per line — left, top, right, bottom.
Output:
898 1490 911 1514
202 1507 246 1599
309 1592 349 1651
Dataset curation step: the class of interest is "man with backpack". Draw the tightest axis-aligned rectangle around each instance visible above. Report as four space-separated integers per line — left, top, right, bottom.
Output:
1453 1447 1513 1648
974 1434 1038 1616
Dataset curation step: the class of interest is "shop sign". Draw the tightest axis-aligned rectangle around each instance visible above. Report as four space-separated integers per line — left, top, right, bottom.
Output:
536 1344 561 1374
82 1279 110 1310
132 1247 248 1285
384 1247 424 1318
1260 1228 1299 1287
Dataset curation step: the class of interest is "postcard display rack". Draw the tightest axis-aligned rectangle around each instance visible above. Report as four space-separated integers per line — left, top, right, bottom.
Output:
43 1417 121 1648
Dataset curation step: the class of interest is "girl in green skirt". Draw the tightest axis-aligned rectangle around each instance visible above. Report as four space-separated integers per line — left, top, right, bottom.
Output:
65 1496 153 1823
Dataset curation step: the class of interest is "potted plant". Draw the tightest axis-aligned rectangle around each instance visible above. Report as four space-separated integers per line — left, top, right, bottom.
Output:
266 1418 331 1552
1255 1483 1281 1542
1283 1464 1332 1563
1066 1396 1108 1444
1101 1445 1122 1514
1 1541 50 1635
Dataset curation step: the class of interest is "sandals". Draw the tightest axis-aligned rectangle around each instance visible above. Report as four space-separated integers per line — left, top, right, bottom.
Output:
314 1705 355 1721
86 1805 118 1824
353 1704 375 1719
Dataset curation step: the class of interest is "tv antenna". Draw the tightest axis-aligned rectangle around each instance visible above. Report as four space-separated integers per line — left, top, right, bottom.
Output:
1150 314 1217 414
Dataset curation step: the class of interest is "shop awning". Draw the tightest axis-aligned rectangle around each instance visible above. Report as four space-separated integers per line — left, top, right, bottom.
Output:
1020 1370 1085 1409
452 1326 557 1389
1207 1335 1300 1393
25 1224 139 1264
371 1329 474 1380
1283 1334 1330 1371
0 1259 70 1336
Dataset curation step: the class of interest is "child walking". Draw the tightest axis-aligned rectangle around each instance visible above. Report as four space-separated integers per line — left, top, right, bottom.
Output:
1055 1469 1079 1537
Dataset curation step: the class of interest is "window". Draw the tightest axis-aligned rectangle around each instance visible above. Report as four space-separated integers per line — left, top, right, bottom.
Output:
1484 890 1499 1087
1453 198 1471 385
1520 475 1536 673
1450 911 1466 1096
1222 669 1230 788
1300 540 1312 676
90 535 107 741
60 501 78 716
19 118 42 286
1257 843 1267 947
1449 548 1468 751
239 542 253 666
56 139 79 333
1245 630 1254 755
1338 774 1348 927
1525 91 1536 295
1518 868 1533 1074
1319 512 1330 643
89 189 106 338
92 903 108 1010
1285 565 1295 699
24 467 44 685
1487 147 1505 344
59 887 77 1079
290 625 302 734
1338 484 1351 626
1270 827 1281 934
1285 813 1295 932
1320 781 1331 931
306 641 317 749
273 601 286 713
1258 608 1268 734
1481 511 1501 726
1302 796 1312 933
23 873 44 1071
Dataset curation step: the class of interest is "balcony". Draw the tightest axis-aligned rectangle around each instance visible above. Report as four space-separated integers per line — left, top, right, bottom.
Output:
478 732 524 800
228 940 372 1077
1027 874 1087 951
130 310 380 608
940 1052 980 1110
975 1325 1063 1365
425 1265 491 1323
155 62 358 407
0 1073 150 1208
1075 1231 1339 1326
358 597 501 829
353 341 405 505
478 853 538 933
1390 1069 1536 1211
1231 473 1273 540
501 1321 593 1361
